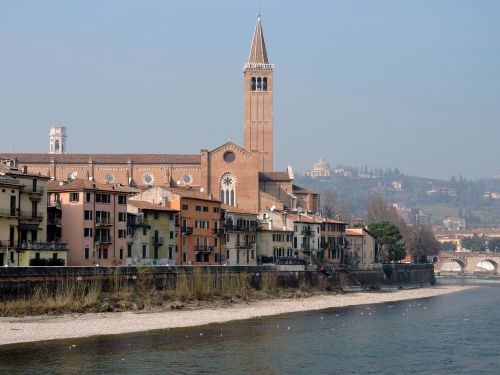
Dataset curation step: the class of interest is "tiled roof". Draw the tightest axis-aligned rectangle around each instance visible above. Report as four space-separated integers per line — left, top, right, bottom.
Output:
164 186 221 202
248 17 269 64
292 184 318 195
345 229 364 236
221 204 258 215
48 179 139 193
259 172 291 182
0 166 51 179
0 153 201 165
128 200 178 212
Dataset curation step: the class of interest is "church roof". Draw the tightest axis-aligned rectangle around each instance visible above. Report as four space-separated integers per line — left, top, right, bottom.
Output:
259 172 291 182
248 16 269 64
0 153 201 165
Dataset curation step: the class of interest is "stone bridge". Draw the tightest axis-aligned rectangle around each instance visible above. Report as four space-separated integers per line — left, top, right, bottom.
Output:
432 252 500 275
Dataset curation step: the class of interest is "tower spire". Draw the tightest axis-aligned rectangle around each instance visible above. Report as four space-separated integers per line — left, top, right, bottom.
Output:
248 15 269 64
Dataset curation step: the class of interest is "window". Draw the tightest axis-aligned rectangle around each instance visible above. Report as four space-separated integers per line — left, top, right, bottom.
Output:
85 247 90 259
84 210 93 220
196 205 202 212
84 228 93 237
142 245 147 258
118 212 126 222
251 77 256 91
69 192 79 202
142 227 147 236
127 244 132 258
85 192 91 203
182 252 187 263
169 231 174 239
182 204 188 211
102 248 108 259
119 248 123 259
213 207 219 213
118 229 127 239
118 195 127 205
96 193 111 203
214 237 218 247
154 212 159 220
263 77 267 91
203 206 209 212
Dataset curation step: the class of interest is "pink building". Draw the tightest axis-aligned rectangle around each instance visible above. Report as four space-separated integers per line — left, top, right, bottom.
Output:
48 179 138 266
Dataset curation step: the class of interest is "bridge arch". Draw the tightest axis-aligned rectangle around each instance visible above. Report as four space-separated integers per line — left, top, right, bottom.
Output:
473 259 498 274
440 258 466 274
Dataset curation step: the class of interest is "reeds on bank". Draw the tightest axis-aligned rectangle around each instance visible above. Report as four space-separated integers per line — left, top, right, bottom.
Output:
0 268 317 317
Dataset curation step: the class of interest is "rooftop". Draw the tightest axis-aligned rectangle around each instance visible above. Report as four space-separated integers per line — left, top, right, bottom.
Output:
48 178 139 193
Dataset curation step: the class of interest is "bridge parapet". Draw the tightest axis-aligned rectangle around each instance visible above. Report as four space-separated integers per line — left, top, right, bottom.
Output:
433 252 500 275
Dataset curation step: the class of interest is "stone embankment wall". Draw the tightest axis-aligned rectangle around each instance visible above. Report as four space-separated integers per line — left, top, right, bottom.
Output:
0 264 435 299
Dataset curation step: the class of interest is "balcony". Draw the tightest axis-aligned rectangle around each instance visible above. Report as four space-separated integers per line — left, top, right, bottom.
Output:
195 245 214 253
181 226 193 235
19 242 69 251
0 209 18 218
236 241 255 249
301 228 313 236
213 228 225 236
225 225 257 232
128 216 148 227
95 218 112 226
47 217 61 226
95 236 112 244
152 236 164 245
19 211 43 221
22 186 43 195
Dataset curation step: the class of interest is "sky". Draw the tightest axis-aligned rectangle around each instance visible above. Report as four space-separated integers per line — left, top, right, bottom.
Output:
1 0 499 180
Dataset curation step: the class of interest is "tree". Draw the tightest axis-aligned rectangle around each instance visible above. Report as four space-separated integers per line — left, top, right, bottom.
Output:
366 193 405 229
461 235 487 252
440 241 457 252
368 221 406 263
404 226 440 263
488 238 500 252
321 188 337 219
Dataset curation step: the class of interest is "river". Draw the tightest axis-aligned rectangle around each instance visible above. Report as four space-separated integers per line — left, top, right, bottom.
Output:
1 277 499 374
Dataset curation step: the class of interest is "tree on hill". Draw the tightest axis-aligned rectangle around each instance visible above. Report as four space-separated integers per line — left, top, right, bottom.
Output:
321 187 351 221
366 193 405 228
488 238 500 252
440 242 457 252
404 226 440 263
461 235 487 252
368 221 406 263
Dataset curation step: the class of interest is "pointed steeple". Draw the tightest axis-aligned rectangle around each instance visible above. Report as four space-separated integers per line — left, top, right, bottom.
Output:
248 15 269 64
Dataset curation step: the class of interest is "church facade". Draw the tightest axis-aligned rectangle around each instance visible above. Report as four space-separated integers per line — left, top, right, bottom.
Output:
1 17 319 215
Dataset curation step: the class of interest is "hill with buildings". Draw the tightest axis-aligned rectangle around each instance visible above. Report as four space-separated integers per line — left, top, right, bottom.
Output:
297 158 500 229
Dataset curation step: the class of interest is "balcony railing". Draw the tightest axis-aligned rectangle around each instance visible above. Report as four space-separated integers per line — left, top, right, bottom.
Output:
236 241 255 249
195 245 214 253
0 209 18 218
301 228 313 236
95 236 112 244
224 225 257 232
152 236 164 245
47 217 61 225
95 218 112 226
19 242 69 251
22 186 43 195
181 226 193 235
128 217 147 227
19 211 43 220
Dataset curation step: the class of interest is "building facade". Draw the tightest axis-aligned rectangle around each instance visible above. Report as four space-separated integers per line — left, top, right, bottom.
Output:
223 205 258 266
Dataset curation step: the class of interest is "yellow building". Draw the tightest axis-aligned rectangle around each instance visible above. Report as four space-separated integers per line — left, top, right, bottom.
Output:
126 200 179 265
345 228 376 266
0 165 68 266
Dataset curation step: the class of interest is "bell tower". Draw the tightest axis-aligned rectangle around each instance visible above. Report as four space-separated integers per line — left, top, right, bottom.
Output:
243 15 274 172
49 126 67 154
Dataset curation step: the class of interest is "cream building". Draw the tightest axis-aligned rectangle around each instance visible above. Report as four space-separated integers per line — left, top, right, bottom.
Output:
345 227 376 266
223 205 258 266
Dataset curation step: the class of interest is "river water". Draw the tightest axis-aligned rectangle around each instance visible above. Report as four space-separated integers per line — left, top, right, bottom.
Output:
1 277 499 374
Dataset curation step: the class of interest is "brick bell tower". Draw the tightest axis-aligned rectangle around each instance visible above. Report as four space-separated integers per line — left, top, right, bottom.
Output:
243 15 274 172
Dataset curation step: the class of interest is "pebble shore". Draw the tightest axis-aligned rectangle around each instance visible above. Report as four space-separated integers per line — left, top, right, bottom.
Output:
0 285 473 346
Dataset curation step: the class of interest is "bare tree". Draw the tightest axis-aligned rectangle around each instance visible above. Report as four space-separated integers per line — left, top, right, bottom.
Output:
321 188 337 219
404 226 440 263
366 192 405 228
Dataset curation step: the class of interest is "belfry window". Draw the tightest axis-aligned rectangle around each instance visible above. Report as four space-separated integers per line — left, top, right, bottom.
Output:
263 77 267 91
251 77 256 91
256 77 262 91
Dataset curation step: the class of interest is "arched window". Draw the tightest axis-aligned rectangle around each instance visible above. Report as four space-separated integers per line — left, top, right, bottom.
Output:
220 172 236 206
263 77 267 91
251 77 256 91
257 77 262 91
55 140 60 152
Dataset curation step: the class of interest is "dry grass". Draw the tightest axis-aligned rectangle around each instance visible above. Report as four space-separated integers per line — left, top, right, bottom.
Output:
0 269 320 317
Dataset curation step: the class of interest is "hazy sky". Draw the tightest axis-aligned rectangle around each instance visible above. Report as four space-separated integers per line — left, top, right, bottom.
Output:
1 1 499 180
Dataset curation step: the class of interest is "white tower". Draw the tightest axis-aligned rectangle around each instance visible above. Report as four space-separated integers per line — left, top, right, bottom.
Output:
49 126 67 154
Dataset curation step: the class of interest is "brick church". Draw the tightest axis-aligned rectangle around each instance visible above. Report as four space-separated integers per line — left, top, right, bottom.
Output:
2 16 319 215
